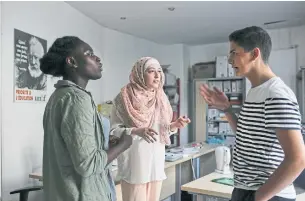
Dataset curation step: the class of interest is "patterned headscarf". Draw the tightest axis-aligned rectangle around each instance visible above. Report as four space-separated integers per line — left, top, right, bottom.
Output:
113 57 173 145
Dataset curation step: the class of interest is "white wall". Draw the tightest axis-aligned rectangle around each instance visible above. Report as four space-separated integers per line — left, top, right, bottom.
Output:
101 28 165 101
1 2 104 200
0 2 3 199
190 25 305 71
0 2 183 201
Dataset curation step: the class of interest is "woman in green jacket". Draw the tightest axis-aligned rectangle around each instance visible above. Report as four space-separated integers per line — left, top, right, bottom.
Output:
40 36 132 201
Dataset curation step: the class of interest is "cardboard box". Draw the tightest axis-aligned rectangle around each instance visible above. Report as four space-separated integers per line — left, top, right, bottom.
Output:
192 62 216 79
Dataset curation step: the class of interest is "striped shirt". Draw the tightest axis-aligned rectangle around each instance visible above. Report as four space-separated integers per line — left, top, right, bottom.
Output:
233 77 301 199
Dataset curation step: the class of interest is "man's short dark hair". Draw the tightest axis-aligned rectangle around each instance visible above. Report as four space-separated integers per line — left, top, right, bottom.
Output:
229 26 272 64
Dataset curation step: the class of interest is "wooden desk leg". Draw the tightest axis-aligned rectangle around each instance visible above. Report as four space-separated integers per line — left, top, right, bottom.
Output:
174 163 181 201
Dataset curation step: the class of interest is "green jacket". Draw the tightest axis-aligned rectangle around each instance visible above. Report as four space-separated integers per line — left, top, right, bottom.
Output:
43 80 113 201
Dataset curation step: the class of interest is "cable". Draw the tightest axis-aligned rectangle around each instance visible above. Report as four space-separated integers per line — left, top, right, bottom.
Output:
191 158 197 180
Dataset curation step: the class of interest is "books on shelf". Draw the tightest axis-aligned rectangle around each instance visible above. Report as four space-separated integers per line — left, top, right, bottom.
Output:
204 76 245 145
208 80 243 93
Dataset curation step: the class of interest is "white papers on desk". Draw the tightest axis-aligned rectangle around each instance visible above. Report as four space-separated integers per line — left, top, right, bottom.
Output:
169 147 200 158
182 147 200 157
165 152 183 162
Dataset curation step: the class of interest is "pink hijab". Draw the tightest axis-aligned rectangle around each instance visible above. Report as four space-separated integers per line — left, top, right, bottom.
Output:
113 57 173 145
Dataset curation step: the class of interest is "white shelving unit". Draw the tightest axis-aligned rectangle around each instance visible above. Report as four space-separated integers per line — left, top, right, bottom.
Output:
204 77 247 145
190 56 247 145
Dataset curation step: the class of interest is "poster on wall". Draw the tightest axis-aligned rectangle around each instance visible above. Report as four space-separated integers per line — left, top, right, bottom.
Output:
14 28 47 103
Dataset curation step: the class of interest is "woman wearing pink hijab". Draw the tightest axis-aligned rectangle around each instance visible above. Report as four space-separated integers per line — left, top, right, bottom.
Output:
110 57 191 201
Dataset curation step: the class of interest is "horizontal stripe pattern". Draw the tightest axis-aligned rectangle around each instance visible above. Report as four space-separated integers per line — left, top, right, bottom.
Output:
233 97 301 188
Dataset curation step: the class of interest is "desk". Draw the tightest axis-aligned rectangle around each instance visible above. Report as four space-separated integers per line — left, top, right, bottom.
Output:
182 172 233 200
182 172 305 201
29 143 218 201
163 143 218 201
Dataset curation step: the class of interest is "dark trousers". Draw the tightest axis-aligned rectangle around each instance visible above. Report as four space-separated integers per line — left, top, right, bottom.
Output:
231 188 296 201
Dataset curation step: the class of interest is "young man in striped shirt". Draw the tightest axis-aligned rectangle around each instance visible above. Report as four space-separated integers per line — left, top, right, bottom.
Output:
200 26 305 201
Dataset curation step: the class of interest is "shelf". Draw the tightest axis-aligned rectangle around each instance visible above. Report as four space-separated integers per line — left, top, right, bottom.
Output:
208 133 235 136
195 76 243 81
192 77 246 144
208 105 241 110
208 120 228 123
225 92 243 96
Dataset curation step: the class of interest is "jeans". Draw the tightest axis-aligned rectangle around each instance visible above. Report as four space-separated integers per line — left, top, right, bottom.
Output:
230 188 295 201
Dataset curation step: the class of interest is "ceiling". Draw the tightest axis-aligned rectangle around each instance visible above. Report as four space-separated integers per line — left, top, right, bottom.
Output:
67 1 305 45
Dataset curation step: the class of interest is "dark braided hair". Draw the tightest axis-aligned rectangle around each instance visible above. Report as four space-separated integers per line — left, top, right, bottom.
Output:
40 36 83 77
